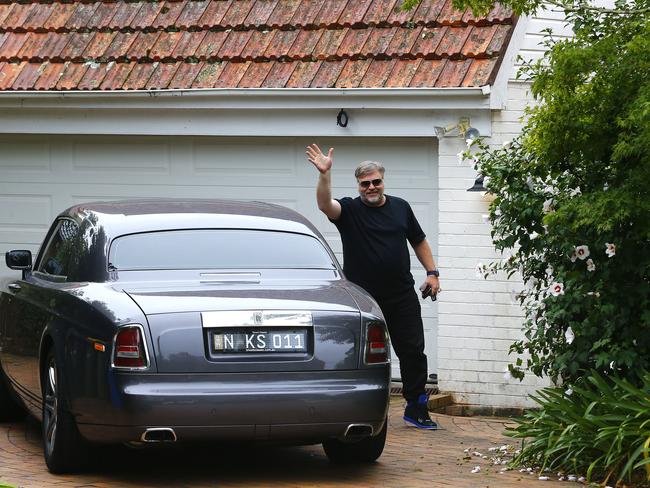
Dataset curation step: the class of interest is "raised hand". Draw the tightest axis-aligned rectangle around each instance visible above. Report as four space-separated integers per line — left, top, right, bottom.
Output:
306 144 334 174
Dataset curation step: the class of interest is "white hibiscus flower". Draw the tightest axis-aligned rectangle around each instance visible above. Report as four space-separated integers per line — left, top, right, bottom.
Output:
502 140 512 149
543 199 554 213
549 282 564 296
570 250 578 263
565 388 573 396
565 327 575 344
605 242 616 257
475 262 486 279
575 245 590 260
586 259 595 272
457 151 465 165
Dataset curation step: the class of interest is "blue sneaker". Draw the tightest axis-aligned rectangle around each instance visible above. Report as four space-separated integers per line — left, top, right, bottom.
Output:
403 394 438 430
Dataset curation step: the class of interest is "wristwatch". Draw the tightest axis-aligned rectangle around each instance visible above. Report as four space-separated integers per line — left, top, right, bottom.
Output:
426 269 440 277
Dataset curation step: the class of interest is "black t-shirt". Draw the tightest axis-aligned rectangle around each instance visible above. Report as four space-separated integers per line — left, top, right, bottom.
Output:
331 195 425 300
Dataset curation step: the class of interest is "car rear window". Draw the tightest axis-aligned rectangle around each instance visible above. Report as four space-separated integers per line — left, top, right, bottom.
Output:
109 229 336 271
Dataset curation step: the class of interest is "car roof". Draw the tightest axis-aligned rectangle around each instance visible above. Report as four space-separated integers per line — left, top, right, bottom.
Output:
60 199 322 239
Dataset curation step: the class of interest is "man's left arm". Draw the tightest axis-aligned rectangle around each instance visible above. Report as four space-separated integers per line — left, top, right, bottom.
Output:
412 239 440 295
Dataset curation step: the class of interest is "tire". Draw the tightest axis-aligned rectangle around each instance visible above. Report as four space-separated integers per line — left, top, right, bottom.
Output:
42 349 88 474
0 361 26 422
323 419 387 464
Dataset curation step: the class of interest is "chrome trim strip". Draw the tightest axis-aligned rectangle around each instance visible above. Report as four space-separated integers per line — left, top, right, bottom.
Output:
344 424 374 437
199 272 261 284
201 310 313 328
140 428 177 443
110 323 151 371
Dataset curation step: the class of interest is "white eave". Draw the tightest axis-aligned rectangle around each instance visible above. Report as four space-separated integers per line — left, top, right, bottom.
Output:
0 87 494 137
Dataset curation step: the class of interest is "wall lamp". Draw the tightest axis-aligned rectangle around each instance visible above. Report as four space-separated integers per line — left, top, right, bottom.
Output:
434 117 480 142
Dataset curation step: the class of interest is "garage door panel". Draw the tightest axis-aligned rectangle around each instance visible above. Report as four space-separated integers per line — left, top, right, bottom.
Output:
0 140 51 172
73 142 171 174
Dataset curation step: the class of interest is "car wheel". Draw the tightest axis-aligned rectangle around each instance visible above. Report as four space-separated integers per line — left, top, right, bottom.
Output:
323 419 387 464
0 361 26 422
42 349 88 474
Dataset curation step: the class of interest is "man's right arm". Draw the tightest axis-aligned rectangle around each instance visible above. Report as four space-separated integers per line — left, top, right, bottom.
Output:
306 143 342 221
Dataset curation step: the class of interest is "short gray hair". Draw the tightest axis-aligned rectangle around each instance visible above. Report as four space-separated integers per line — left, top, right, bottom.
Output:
354 160 385 179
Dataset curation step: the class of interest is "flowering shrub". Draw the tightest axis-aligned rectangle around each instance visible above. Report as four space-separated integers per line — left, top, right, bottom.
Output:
466 2 650 385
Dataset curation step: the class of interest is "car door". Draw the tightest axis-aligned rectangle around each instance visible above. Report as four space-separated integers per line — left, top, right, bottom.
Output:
1 218 79 415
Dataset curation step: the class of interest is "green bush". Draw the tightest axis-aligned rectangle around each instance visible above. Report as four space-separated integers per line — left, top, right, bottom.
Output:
506 370 650 485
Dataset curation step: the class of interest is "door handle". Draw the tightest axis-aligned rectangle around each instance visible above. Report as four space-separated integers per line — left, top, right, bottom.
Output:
7 283 21 291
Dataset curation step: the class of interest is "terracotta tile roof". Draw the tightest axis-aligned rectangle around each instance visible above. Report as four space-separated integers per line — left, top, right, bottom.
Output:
0 0 516 91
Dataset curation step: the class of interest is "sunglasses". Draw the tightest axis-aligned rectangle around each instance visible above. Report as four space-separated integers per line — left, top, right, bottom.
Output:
358 178 383 189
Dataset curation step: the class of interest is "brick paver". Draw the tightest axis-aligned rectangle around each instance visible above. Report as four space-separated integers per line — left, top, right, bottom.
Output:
0 398 568 488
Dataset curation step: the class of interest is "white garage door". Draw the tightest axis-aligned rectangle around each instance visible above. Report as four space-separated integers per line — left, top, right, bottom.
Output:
0 134 438 376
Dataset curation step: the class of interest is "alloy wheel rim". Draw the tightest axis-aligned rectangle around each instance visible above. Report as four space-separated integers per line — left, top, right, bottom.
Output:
44 358 57 455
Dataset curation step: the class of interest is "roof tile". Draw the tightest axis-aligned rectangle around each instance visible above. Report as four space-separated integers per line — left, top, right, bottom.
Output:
267 0 301 28
409 58 445 86
310 59 345 87
261 60 296 87
461 57 497 86
436 0 467 25
172 31 207 59
42 3 76 32
83 32 118 60
86 2 119 30
241 30 275 60
386 25 421 57
194 30 228 59
122 62 156 89
17 33 48 61
362 0 398 25
290 0 325 27
107 2 144 30
56 61 88 90
359 26 395 57
127 32 162 60
0 4 14 26
150 31 183 61
0 61 26 89
411 26 446 57
23 3 56 32
287 29 323 59
434 58 472 86
337 27 371 58
36 32 70 61
169 60 204 88
1 33 29 60
220 0 255 27
3 3 34 32
0 32 10 52
384 57 421 87
59 32 95 61
435 26 472 58
359 58 395 86
313 28 347 60
197 0 232 29
315 0 349 28
335 58 371 87
146 61 181 89
461 25 497 57
152 1 187 29
191 60 226 87
175 0 211 29
214 60 249 87
486 24 512 55
487 3 514 23
99 62 135 90
386 0 415 25
218 30 254 60
338 0 373 27
238 60 273 87
412 0 445 24
78 62 111 90
285 59 321 87
244 0 279 27
103 32 138 60
12 61 42 90
264 30 299 59
65 2 100 30
34 61 66 90
130 2 165 30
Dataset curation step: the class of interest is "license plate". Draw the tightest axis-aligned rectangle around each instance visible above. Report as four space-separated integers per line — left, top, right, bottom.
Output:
212 329 307 353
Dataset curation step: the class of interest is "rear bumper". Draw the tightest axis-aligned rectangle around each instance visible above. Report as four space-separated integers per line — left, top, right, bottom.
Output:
76 368 390 444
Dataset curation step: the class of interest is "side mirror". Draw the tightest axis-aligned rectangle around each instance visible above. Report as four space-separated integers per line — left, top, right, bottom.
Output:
6 250 32 271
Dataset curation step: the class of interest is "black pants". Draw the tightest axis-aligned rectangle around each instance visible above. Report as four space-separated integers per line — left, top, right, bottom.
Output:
375 289 428 403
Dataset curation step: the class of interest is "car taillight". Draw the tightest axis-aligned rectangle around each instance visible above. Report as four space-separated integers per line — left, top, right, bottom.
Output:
365 322 389 364
113 325 148 369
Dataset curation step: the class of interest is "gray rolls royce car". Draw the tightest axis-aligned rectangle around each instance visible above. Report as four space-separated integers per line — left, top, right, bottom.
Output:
0 199 390 473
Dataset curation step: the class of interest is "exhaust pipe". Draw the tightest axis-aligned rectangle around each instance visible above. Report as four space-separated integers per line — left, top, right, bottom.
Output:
141 428 177 443
344 424 373 438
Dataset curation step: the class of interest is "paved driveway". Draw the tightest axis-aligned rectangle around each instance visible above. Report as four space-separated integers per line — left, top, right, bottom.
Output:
1 398 568 488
